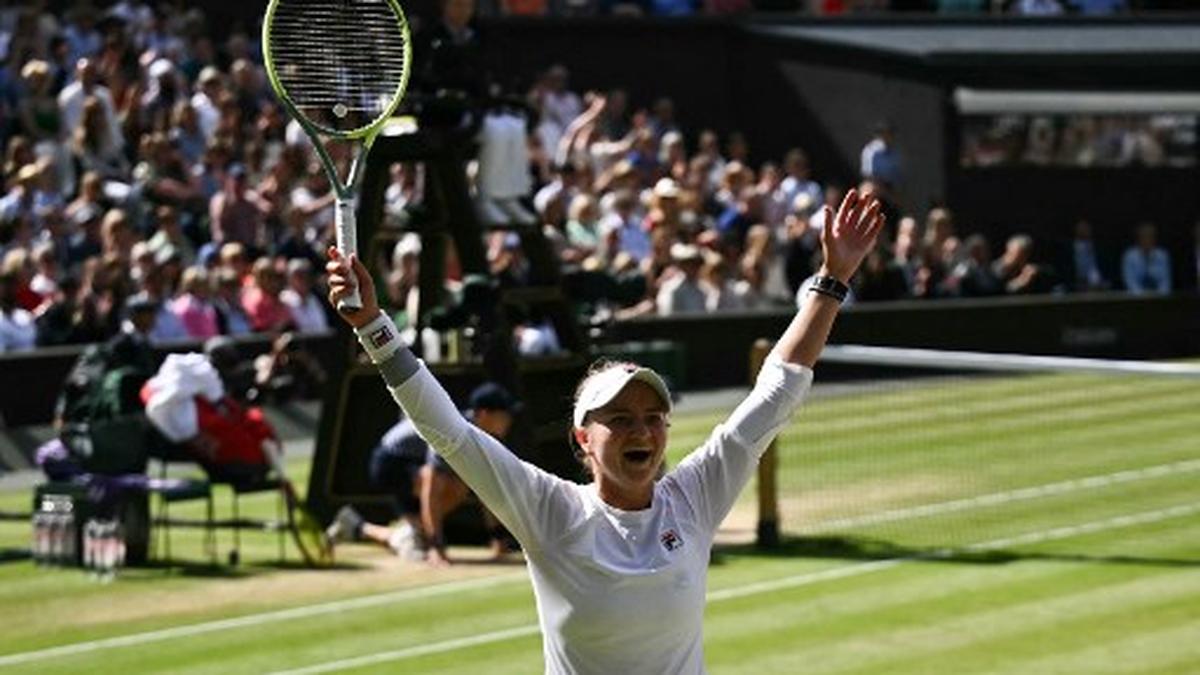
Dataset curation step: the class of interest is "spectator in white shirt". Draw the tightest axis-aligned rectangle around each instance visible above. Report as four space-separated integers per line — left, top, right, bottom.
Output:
191 66 224 142
532 65 582 163
58 58 124 156
599 189 650 263
656 243 708 315
0 272 36 353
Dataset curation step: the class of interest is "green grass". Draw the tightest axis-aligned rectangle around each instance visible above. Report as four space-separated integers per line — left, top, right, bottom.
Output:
0 370 1197 674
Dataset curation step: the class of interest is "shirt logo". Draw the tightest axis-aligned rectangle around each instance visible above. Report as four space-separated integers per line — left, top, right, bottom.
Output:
369 325 394 349
660 529 683 552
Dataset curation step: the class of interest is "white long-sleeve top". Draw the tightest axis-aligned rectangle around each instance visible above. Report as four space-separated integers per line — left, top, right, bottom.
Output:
380 353 812 674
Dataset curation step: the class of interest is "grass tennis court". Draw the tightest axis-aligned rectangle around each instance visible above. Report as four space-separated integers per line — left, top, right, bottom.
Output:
1 369 1197 674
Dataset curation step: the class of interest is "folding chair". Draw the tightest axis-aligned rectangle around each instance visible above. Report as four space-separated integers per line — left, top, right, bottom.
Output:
149 461 216 565
223 477 287 566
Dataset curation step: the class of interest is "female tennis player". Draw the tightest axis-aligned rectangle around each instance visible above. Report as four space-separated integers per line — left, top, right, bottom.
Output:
326 188 883 674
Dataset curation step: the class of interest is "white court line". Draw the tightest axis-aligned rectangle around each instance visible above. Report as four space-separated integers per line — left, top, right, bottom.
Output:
803 459 1200 533
2 459 1195 670
269 502 1200 675
267 625 544 675
0 571 528 669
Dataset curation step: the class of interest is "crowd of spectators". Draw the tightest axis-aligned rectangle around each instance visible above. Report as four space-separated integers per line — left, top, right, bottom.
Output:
392 63 1179 340
0 1 1191 357
961 114 1196 168
0 1 334 355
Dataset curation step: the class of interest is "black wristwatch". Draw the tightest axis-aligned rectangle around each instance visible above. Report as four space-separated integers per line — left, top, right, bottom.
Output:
808 275 850 303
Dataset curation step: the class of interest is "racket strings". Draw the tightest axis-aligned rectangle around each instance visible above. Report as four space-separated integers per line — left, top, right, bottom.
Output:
269 0 409 134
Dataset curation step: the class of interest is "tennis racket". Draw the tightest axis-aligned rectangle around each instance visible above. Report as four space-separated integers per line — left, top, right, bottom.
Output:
260 440 334 567
281 478 333 568
263 0 412 312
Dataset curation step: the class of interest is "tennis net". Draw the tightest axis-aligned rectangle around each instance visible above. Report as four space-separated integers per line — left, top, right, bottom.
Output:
754 344 1200 563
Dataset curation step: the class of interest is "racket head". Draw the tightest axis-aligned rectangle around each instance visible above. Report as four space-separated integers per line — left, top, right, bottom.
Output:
285 490 335 568
263 0 412 140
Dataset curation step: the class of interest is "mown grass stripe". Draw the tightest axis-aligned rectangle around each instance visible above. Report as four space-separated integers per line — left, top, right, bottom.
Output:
794 458 1200 532
792 373 1190 439
0 572 529 668
268 625 543 675
262 503 1199 674
866 562 1200 675
781 382 1198 463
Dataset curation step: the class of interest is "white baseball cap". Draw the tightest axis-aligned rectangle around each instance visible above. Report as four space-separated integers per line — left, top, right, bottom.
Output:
573 364 672 428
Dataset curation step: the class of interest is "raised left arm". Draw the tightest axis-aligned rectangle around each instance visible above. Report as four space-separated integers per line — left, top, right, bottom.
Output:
770 188 884 368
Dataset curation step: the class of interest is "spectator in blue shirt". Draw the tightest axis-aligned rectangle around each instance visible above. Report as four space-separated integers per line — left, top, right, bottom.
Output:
860 122 900 190
1067 219 1108 292
1121 222 1172 294
1067 0 1127 15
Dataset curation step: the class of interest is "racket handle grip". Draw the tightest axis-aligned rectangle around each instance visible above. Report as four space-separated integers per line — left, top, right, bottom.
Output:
335 198 362 313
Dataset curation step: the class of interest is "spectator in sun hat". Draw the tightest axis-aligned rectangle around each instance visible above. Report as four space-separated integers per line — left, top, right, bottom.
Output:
655 242 707 315
643 177 684 237
191 65 224 141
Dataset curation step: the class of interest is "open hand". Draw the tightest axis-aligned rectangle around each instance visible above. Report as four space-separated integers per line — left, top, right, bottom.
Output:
325 247 380 329
820 188 885 283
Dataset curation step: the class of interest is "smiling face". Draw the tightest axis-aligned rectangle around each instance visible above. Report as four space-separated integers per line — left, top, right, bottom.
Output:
573 380 669 511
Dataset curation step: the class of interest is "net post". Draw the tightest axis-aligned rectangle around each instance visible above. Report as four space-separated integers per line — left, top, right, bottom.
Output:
751 339 780 549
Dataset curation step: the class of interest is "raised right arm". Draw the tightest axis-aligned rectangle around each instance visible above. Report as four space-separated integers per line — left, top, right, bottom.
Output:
325 249 581 549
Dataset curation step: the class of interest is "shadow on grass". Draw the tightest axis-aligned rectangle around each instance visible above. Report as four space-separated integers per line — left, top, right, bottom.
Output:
0 547 30 564
711 535 1200 569
116 557 370 580
437 555 528 568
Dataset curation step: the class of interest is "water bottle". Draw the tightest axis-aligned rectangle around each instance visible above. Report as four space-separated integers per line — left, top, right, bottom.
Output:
31 512 46 565
115 520 127 571
83 519 98 574
48 513 64 566
99 520 113 582
461 327 476 362
421 327 442 363
445 329 457 363
95 520 111 582
97 519 118 583
62 510 77 566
